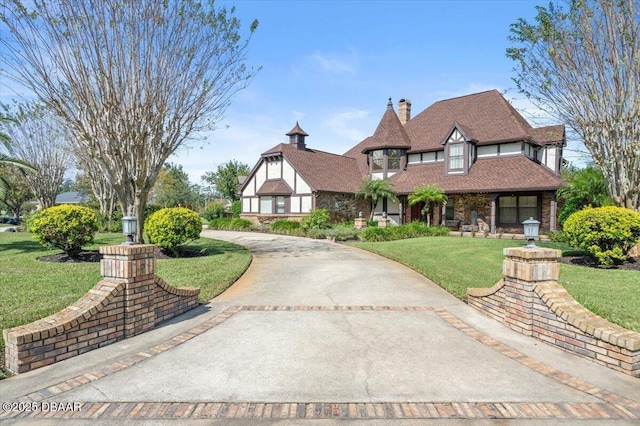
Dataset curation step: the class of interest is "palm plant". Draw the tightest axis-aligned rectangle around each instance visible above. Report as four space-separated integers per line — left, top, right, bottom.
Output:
557 164 613 224
408 184 448 226
356 178 396 221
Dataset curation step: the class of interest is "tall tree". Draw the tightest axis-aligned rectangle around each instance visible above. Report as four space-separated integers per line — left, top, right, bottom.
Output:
0 104 71 208
507 0 640 211
0 165 34 218
408 184 448 227
201 160 250 202
2 0 259 241
0 115 36 171
153 163 199 208
356 178 396 221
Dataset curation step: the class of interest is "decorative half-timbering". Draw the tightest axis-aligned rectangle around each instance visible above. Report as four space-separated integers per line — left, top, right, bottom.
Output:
240 90 565 232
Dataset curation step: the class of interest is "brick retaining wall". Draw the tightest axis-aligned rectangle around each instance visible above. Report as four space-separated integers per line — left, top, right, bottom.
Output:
3 244 200 374
468 247 640 377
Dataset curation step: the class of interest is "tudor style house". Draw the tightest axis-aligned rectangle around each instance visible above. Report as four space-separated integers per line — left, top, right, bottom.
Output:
240 90 565 234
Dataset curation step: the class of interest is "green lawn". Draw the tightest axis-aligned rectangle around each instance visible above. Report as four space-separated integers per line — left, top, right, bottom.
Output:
349 237 639 333
0 232 251 346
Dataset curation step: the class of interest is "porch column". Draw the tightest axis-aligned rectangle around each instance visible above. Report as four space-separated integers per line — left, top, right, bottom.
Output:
441 202 447 226
549 191 557 232
490 193 498 234
399 199 404 224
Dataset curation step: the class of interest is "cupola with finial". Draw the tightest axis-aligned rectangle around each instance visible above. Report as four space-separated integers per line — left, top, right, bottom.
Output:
286 122 309 150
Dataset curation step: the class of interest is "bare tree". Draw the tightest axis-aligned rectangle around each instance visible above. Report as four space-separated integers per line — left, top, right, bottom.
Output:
74 150 118 220
2 0 259 241
0 104 71 208
507 0 640 210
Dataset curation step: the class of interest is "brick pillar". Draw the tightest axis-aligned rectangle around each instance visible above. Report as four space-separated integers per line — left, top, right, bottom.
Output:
100 244 158 337
501 247 561 335
354 218 367 229
378 218 390 228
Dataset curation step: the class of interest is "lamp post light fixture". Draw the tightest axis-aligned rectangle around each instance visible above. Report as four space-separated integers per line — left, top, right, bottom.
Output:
382 211 388 219
358 211 363 218
522 217 540 248
122 216 137 245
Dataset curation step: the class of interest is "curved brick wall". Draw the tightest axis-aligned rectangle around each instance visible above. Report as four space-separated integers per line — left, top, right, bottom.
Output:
468 247 640 377
3 244 200 374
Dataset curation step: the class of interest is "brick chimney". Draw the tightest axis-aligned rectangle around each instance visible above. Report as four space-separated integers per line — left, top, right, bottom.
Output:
286 122 309 150
398 98 412 125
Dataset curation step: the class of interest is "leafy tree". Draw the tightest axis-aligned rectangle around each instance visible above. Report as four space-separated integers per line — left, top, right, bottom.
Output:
0 103 71 208
557 164 613 225
408 184 448 227
507 0 640 210
2 0 259 241
0 115 37 200
356 178 396 221
201 160 250 202
0 165 34 218
153 163 200 208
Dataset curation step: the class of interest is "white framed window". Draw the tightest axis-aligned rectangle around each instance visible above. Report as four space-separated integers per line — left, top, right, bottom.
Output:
276 196 286 214
260 196 273 214
449 143 463 170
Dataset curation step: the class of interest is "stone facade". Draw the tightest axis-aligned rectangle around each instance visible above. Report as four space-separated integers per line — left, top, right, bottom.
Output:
468 247 640 377
3 244 200 374
315 191 370 222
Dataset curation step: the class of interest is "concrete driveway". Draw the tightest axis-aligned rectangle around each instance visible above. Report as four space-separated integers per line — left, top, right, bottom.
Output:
1 230 639 424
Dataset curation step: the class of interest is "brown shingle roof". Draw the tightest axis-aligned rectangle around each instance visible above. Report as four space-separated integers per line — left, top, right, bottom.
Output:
257 180 293 195
404 90 560 151
389 155 564 194
530 125 565 145
262 143 363 193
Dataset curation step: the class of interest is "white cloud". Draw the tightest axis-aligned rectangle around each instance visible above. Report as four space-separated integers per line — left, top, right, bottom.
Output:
306 49 358 75
323 108 371 145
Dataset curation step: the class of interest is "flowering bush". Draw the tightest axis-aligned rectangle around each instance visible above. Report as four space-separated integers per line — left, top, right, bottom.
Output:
563 206 640 265
29 205 98 257
145 207 202 255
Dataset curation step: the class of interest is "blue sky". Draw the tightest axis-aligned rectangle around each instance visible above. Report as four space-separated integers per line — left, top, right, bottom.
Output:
1 0 585 184
172 0 584 184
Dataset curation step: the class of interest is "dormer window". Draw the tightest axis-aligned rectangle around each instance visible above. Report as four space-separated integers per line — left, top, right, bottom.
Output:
449 143 463 170
443 126 476 176
372 150 384 171
388 149 402 170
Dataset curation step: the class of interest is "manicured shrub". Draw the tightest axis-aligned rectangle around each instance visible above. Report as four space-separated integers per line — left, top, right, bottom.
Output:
208 217 253 231
145 207 202 255
231 200 242 218
301 208 331 229
270 220 302 233
29 205 98 257
359 227 388 242
358 222 449 242
563 206 640 265
203 202 227 222
305 226 359 241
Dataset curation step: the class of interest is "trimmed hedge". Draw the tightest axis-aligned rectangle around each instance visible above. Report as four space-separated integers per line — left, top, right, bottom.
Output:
270 220 303 235
563 206 640 265
208 217 253 231
359 222 450 242
28 205 98 257
145 207 202 255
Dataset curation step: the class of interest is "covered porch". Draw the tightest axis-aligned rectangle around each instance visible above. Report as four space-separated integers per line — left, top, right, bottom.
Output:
398 191 558 235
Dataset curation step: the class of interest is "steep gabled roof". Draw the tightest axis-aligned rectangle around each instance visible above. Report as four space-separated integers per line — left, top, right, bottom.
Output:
405 90 539 151
389 155 564 194
262 143 363 193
